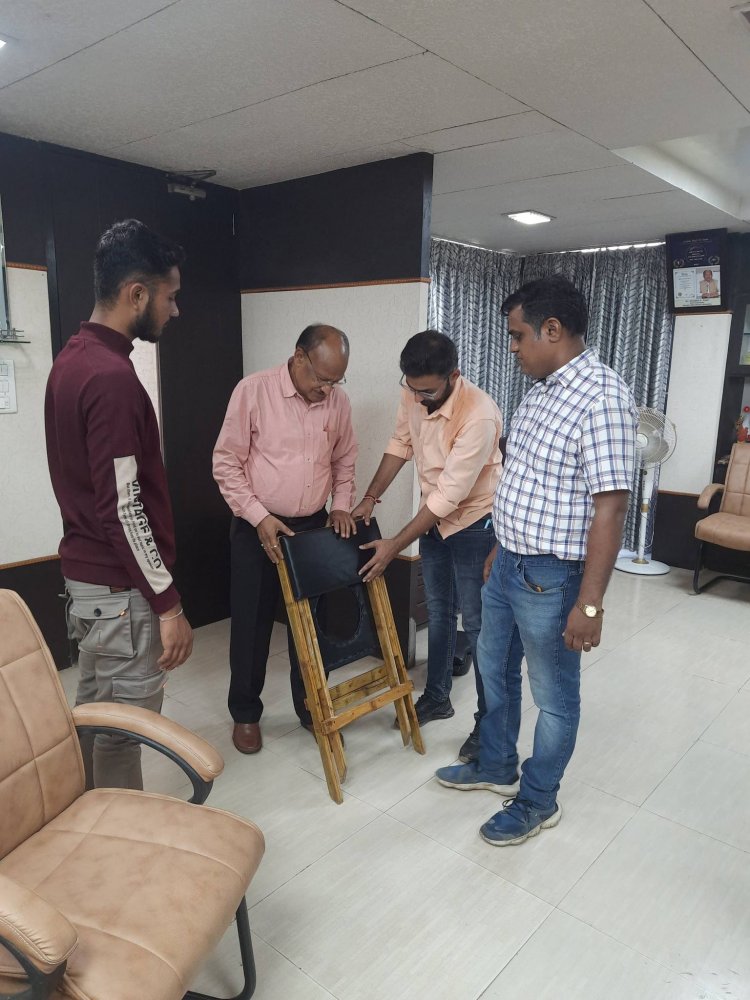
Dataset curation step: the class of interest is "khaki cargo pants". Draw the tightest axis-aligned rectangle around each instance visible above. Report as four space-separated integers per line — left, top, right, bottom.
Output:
66 579 167 790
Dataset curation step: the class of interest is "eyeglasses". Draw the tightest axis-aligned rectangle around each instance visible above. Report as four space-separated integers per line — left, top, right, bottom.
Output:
303 349 346 387
399 373 449 400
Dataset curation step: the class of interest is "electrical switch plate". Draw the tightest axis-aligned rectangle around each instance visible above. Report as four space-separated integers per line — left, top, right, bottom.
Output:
0 358 18 413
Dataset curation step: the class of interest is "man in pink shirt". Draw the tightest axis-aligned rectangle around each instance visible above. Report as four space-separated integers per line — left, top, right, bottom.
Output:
353 330 502 763
213 325 357 754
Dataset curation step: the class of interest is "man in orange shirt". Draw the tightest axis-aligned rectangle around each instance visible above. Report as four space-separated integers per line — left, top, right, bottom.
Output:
213 325 357 754
353 330 502 762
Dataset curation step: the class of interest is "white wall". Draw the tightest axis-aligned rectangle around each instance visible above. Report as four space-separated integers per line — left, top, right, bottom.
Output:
130 340 162 431
0 266 62 564
241 281 428 548
659 312 732 494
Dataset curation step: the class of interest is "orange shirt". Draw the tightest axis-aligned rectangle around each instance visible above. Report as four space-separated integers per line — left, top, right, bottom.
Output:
385 376 502 538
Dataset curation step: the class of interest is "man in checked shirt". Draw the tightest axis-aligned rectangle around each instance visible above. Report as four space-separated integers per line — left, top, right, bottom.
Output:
436 276 637 846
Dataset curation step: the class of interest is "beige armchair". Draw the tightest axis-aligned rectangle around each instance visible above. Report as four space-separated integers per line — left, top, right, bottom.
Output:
0 589 264 1000
694 443 750 593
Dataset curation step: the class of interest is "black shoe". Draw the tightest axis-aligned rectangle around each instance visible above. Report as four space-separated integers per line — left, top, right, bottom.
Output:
458 722 481 763
452 651 473 677
415 694 455 726
452 632 473 677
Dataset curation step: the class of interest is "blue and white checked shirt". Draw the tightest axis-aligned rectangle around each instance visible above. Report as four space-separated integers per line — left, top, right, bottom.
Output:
493 349 637 561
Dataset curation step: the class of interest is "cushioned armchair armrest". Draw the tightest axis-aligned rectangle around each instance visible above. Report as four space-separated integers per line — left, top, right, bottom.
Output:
72 703 224 804
0 872 77 987
697 483 725 510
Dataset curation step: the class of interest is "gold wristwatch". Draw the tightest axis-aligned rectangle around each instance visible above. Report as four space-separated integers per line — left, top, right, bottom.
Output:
575 601 604 619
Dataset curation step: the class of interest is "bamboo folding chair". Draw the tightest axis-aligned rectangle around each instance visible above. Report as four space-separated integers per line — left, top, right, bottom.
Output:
277 518 424 803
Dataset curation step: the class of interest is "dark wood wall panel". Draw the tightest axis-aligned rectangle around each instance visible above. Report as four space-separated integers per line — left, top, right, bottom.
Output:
0 130 243 644
238 153 433 290
652 493 702 570
0 133 49 268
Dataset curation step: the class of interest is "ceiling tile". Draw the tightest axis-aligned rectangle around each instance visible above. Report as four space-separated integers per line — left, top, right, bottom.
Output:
433 131 619 196
431 164 747 252
345 0 750 146
0 1 169 88
647 0 750 113
401 111 560 153
106 53 526 185
0 0 422 147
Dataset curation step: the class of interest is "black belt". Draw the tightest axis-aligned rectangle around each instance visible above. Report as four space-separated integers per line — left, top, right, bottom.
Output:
273 508 327 528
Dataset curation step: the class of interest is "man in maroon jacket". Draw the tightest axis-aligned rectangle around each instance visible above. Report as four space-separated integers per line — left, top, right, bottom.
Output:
45 219 193 790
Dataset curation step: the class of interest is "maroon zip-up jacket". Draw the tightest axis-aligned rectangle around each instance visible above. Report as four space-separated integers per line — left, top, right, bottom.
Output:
45 322 180 615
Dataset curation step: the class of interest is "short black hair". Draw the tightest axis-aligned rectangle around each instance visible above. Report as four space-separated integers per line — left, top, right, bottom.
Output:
94 219 185 305
296 324 349 353
400 329 458 379
501 276 588 337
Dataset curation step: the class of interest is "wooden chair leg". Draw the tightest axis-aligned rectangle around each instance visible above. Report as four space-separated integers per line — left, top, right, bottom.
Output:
278 563 343 804
367 579 411 746
368 578 425 755
297 601 345 804
301 602 347 783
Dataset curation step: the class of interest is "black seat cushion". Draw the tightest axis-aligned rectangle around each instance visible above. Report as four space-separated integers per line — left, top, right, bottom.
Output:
280 518 382 599
280 519 384 670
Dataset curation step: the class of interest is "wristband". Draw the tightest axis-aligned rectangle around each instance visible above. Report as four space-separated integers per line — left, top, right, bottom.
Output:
159 608 184 622
363 495 381 504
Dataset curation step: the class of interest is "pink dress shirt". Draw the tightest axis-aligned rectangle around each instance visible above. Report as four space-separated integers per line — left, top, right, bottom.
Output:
213 362 357 527
385 376 502 538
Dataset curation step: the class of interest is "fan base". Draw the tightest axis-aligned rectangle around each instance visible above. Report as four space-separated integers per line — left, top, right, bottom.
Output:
615 557 671 576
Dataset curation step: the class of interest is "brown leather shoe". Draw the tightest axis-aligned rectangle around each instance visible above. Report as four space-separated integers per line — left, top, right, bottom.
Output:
232 722 262 754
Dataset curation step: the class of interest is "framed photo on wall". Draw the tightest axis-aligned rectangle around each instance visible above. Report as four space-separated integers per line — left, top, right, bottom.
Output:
665 228 728 313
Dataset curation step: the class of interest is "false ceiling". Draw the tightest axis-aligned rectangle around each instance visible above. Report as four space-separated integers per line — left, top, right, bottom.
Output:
1 0 748 252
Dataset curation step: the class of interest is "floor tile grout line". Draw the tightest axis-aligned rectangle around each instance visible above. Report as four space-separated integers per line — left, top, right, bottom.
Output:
640 687 750 814
248 809 385 910
555 807 642 910
382 811 558 910
247 926 341 999
640 802 750 856
474 907 559 1000
546 904 719 993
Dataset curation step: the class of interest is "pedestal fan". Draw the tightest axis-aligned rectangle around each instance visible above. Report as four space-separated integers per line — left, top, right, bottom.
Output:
615 406 677 576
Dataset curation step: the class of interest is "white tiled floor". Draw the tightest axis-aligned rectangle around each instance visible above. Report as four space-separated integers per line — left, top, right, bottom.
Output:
59 569 750 1000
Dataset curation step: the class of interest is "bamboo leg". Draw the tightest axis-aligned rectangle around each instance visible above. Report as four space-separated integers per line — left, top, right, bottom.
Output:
368 578 425 755
278 563 344 803
368 578 416 749
368 580 411 746
298 602 348 783
374 577 425 754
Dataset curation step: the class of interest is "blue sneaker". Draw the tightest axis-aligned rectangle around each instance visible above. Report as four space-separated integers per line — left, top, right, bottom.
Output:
480 798 562 846
435 762 519 796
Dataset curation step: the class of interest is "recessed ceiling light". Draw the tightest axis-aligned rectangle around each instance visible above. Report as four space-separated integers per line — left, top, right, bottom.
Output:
0 39 6 50
506 211 553 226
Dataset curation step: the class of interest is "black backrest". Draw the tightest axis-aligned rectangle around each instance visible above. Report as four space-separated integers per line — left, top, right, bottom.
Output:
280 519 382 600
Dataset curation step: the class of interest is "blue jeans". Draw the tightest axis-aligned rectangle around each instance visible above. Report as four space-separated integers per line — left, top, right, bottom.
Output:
419 517 495 716
477 545 584 811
